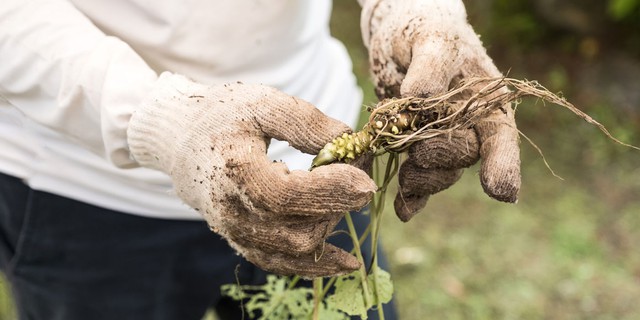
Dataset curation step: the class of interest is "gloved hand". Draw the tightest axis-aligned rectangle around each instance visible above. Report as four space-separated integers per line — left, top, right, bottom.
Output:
359 0 521 221
127 73 376 278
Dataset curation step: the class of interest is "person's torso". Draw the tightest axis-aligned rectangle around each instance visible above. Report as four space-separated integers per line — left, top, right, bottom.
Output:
0 0 362 219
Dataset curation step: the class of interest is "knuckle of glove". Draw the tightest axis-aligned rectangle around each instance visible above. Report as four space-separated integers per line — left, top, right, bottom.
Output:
367 7 472 99
409 129 480 170
224 216 334 256
398 161 463 197
218 191 341 256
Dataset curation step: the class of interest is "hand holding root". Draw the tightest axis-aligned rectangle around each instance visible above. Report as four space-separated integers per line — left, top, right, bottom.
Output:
127 73 377 278
312 72 635 221
349 0 520 220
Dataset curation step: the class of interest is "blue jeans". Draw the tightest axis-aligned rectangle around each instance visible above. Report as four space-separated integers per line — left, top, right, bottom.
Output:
0 172 396 320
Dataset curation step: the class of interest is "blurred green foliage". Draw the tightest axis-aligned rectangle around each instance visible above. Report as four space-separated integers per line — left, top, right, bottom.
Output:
608 0 640 20
477 0 549 50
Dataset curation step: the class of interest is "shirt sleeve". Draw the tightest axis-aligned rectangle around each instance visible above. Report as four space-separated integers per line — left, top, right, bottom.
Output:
0 0 158 168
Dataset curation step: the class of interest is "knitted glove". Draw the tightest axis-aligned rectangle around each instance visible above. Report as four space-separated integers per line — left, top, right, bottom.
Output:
359 0 521 221
127 73 376 278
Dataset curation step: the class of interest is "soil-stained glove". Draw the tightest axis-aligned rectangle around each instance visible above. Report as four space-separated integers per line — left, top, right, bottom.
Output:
359 0 521 221
127 73 377 278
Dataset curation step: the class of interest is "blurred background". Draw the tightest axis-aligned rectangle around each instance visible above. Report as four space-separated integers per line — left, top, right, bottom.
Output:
331 0 640 319
2 1 639 319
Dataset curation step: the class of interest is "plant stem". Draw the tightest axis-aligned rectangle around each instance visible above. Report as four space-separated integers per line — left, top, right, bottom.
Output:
369 154 398 320
370 154 397 267
321 223 372 298
345 212 372 316
287 276 301 290
312 278 322 320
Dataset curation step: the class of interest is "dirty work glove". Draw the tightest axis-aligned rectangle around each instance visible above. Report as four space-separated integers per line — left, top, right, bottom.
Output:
127 73 376 278
359 0 521 221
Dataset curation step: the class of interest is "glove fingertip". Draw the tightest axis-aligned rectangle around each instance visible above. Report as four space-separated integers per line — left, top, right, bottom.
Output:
479 132 521 203
312 164 377 210
394 191 429 222
242 243 360 279
325 244 361 275
480 154 521 203
480 172 520 203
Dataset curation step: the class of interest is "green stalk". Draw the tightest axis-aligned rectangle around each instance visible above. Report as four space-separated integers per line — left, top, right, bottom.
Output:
369 154 399 320
321 222 373 298
345 212 372 317
312 278 322 320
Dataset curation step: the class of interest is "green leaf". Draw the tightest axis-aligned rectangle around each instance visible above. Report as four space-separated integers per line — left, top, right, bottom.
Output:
326 267 395 317
246 292 271 318
221 275 315 320
318 302 351 320
369 266 394 305
255 276 313 319
280 287 313 317
326 272 368 317
263 274 287 295
220 283 247 300
221 269 393 319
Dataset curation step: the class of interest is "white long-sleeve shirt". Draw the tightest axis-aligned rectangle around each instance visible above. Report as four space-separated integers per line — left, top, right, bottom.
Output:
0 0 362 219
